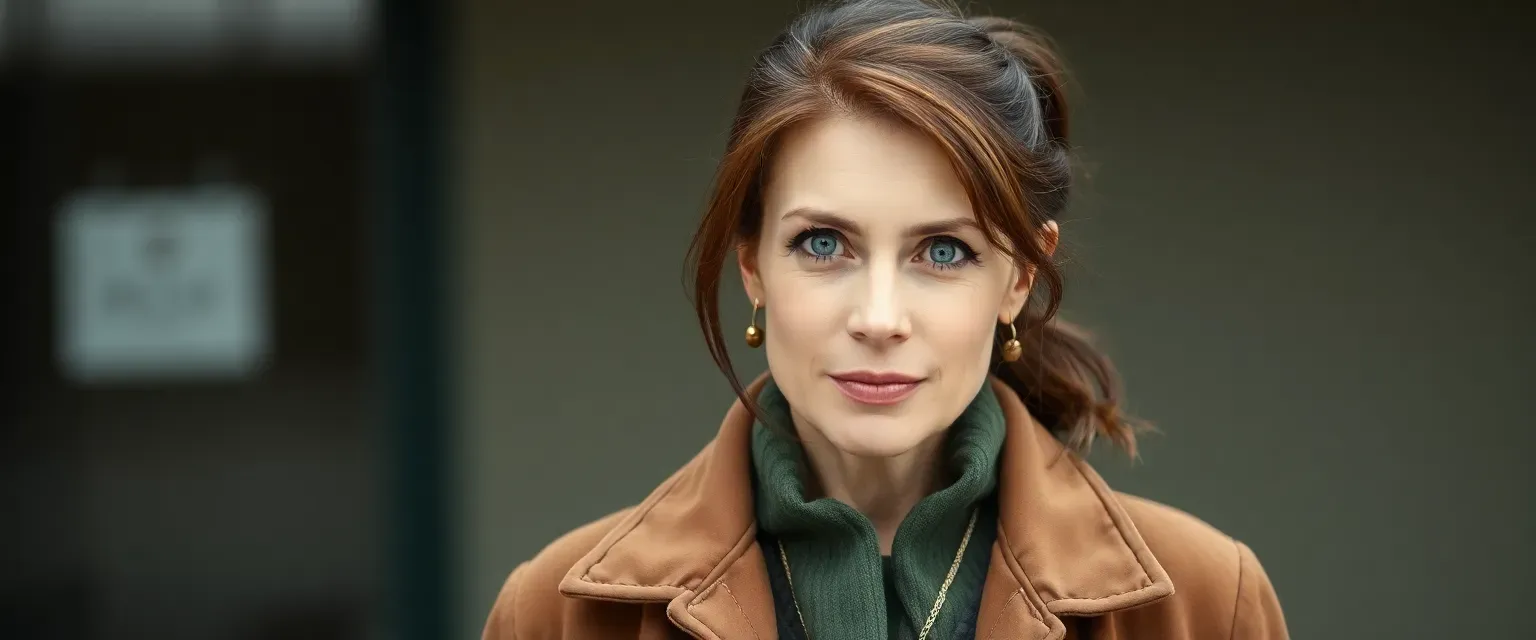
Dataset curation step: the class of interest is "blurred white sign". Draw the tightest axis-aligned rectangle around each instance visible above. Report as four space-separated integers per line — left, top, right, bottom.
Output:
57 186 269 382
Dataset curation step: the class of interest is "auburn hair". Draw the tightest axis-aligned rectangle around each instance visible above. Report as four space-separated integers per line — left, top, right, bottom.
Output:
685 0 1143 455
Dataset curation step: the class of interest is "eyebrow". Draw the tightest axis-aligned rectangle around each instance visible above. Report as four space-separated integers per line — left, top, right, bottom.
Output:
780 207 982 237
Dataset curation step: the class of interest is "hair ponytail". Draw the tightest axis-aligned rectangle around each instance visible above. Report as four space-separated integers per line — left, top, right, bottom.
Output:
997 317 1143 456
971 13 1146 455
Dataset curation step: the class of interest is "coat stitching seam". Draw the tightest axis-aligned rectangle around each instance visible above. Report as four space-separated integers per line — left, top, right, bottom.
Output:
686 582 761 640
985 590 1024 640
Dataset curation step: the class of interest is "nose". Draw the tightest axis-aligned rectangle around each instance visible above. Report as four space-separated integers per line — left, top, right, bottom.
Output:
846 262 911 346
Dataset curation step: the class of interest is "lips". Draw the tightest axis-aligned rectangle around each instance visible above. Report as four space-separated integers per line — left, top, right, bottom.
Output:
829 371 924 405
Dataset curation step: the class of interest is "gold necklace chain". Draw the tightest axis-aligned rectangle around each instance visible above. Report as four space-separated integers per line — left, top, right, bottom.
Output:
775 508 978 640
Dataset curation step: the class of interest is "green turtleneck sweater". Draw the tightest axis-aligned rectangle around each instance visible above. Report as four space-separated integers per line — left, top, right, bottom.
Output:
750 378 1005 640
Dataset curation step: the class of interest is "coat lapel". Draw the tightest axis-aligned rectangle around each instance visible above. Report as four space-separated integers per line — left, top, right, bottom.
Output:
670 542 779 640
558 376 1173 640
974 379 1174 638
558 377 778 639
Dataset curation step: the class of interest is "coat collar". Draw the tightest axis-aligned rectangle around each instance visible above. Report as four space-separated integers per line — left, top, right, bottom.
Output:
558 376 1173 639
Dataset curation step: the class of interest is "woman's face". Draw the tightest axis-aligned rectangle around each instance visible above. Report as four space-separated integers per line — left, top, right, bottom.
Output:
740 114 1051 458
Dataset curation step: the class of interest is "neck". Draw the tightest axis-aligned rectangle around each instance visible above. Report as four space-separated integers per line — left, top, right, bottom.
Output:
791 410 949 554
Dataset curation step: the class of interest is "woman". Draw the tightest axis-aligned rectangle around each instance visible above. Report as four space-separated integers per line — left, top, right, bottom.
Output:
483 0 1288 638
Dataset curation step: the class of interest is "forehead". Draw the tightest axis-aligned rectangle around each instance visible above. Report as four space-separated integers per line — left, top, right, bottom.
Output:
762 115 973 226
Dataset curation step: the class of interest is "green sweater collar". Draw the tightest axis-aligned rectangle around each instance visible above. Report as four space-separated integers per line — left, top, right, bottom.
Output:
751 378 1006 639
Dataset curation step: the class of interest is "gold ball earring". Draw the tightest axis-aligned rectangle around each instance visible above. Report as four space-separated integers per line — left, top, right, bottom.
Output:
745 299 764 348
1001 320 1023 362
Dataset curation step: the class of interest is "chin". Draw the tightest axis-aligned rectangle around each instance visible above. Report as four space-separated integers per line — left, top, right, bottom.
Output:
817 411 935 459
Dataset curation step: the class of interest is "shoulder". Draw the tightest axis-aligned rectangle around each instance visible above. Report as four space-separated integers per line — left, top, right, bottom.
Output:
481 508 637 640
1116 492 1242 595
1114 493 1289 638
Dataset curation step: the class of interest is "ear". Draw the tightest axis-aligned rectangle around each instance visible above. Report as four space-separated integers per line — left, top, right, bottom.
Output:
999 220 1060 323
737 241 765 306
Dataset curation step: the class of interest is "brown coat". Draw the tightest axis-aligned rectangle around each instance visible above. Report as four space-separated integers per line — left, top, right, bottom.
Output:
483 379 1288 639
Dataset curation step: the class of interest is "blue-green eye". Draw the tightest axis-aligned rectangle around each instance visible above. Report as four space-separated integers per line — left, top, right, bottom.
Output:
801 232 841 257
786 227 848 263
928 238 965 264
922 236 980 270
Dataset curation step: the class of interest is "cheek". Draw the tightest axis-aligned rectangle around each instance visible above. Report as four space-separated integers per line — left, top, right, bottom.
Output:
927 303 997 364
762 275 845 362
918 281 1004 373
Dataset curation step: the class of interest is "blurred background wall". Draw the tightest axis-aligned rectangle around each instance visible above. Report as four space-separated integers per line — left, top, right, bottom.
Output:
0 0 1531 639
1 1 404 639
